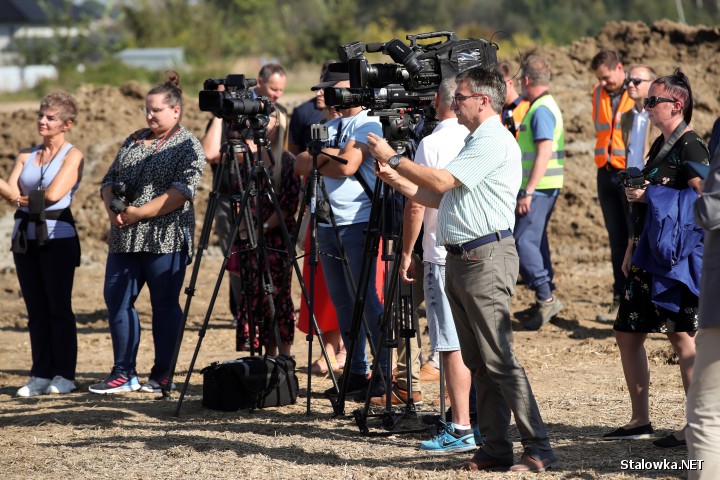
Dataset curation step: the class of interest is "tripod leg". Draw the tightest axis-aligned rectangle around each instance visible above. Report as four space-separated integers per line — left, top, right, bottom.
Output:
358 231 404 415
257 162 340 413
293 179 328 413
334 177 389 414
166 147 235 404
172 179 254 415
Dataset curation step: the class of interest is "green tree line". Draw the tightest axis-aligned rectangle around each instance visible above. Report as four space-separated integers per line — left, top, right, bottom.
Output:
15 0 720 79
112 0 720 62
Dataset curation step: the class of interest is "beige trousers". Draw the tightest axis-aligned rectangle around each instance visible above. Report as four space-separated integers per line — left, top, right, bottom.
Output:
687 327 720 479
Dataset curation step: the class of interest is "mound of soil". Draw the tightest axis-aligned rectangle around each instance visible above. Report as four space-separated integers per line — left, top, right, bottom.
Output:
0 20 716 479
2 20 718 270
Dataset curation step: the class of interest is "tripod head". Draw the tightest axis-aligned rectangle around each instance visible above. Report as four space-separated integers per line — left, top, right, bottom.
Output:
371 108 421 158
246 114 271 151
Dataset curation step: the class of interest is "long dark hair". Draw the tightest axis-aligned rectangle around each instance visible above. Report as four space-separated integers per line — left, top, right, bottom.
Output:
651 68 692 124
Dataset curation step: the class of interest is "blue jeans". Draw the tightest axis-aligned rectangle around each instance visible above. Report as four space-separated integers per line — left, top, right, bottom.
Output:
318 223 388 375
597 167 630 298
514 191 558 301
104 247 188 379
14 237 79 380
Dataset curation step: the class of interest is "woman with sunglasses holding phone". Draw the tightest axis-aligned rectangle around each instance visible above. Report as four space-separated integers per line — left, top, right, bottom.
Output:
604 69 709 448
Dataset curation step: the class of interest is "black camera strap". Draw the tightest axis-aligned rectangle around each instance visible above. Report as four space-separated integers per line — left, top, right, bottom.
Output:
650 120 688 166
354 170 375 201
335 119 375 201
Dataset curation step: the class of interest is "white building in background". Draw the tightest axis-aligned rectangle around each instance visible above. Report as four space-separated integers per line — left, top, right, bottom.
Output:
0 0 89 91
114 48 186 71
0 65 57 92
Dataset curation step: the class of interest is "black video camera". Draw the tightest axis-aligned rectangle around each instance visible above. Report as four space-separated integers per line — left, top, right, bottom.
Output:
619 167 649 189
198 74 274 119
109 181 140 214
324 31 498 111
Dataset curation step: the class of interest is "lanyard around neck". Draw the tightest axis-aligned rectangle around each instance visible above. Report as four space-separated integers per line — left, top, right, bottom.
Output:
137 123 182 154
38 142 67 188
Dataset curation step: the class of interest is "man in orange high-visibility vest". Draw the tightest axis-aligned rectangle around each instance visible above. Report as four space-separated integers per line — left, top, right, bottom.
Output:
590 49 635 322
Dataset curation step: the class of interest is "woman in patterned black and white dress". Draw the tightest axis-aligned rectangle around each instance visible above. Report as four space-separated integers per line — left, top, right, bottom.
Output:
89 71 205 394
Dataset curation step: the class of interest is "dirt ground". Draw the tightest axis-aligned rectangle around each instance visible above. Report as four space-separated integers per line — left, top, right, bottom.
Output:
1 20 718 479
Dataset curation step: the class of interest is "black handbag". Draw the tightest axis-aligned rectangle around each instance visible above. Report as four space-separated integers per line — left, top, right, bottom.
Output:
201 355 299 411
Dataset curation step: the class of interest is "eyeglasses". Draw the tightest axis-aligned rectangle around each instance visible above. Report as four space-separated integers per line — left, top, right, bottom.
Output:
141 106 171 117
453 93 486 104
627 77 651 86
643 96 676 109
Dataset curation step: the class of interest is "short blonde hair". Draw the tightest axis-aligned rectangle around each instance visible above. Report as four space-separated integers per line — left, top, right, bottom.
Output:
40 91 79 123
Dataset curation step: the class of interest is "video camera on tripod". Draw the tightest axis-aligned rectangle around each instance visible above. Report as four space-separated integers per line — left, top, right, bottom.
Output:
323 31 498 111
198 74 275 137
323 31 498 144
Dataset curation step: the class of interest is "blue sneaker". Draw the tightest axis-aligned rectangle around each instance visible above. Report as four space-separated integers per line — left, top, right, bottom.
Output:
419 423 476 454
89 368 141 394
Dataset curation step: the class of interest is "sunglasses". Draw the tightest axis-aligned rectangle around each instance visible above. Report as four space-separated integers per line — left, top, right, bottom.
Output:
627 77 651 86
643 96 676 109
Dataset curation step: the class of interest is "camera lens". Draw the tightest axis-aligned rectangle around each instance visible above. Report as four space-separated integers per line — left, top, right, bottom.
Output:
109 197 127 214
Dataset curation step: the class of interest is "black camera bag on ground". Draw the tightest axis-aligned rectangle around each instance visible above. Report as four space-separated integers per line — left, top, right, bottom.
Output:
201 355 298 411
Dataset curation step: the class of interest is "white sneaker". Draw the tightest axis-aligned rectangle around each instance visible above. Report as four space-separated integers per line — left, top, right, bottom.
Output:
16 377 51 397
46 376 77 394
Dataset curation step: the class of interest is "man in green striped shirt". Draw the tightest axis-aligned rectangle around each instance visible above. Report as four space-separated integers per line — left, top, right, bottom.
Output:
367 66 557 473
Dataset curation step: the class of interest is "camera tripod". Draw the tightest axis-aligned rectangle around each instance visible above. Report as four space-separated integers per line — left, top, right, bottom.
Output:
165 117 338 416
293 130 388 411
331 110 427 436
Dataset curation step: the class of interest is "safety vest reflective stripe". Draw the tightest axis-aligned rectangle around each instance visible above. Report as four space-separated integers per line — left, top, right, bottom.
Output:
523 167 565 178
521 151 565 161
596 147 626 156
592 85 634 169
517 94 564 190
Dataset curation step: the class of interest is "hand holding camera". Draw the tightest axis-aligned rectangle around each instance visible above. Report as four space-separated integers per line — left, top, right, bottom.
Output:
619 167 650 203
109 181 139 214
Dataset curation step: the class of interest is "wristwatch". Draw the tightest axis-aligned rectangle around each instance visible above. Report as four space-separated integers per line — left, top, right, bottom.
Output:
387 153 403 169
518 189 533 198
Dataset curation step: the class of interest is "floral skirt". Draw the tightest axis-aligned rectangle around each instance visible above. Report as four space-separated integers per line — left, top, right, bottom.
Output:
232 234 296 351
614 264 698 333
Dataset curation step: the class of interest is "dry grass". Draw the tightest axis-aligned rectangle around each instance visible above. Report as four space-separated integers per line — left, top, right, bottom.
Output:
0 256 692 480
